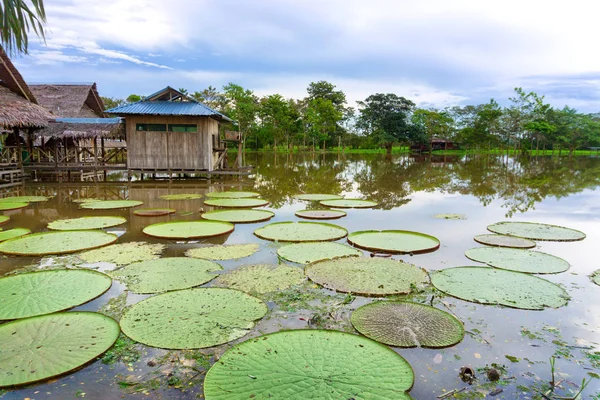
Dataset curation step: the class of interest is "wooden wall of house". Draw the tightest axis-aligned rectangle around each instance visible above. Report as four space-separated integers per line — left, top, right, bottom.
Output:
125 115 219 170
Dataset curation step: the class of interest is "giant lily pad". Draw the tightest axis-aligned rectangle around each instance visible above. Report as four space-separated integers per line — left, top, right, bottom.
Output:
204 198 269 208
430 267 569 310
277 242 362 264
133 208 176 217
295 209 347 220
487 221 586 242
474 234 536 249
48 216 127 231
185 244 260 260
294 193 344 201
351 301 465 348
143 220 234 239
0 231 118 256
159 194 204 200
0 269 112 320
120 288 267 349
109 257 221 294
72 198 102 204
206 191 260 198
0 202 28 211
204 330 414 400
0 312 119 387
254 221 347 242
306 257 428 296
80 200 143 210
0 196 48 203
0 216 9 225
348 230 440 254
79 242 165 265
465 247 569 274
591 270 600 286
201 209 275 223
0 228 31 242
320 199 378 208
213 264 305 294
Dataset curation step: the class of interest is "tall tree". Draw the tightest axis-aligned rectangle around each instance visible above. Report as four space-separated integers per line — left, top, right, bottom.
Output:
101 96 124 111
126 94 142 103
305 98 342 151
1 0 46 55
222 83 258 165
192 86 227 112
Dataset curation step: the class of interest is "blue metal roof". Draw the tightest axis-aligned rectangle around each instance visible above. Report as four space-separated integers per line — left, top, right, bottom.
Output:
106 101 232 122
53 117 122 124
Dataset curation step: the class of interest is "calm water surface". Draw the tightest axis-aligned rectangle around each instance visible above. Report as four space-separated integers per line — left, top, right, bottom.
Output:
1 152 600 399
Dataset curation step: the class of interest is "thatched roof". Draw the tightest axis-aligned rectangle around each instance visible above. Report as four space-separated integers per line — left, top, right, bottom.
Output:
38 118 125 139
29 83 106 118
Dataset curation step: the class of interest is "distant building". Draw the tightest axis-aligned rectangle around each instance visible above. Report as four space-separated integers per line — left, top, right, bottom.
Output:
411 137 458 153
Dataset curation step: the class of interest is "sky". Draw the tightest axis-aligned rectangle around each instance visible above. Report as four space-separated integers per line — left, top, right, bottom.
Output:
12 0 600 112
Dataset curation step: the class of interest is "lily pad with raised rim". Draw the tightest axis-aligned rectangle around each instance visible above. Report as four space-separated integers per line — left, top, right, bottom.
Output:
201 209 275 223
206 191 260 199
133 208 176 217
72 198 102 204
320 199 378 208
254 221 347 242
294 193 344 201
159 194 204 200
351 301 465 348
204 330 415 400
474 234 536 249
306 257 428 296
0 216 9 225
0 196 49 203
277 242 362 264
109 257 221 294
592 270 600 286
80 200 143 210
487 221 586 242
204 198 269 208
120 288 267 349
0 202 28 211
0 269 112 320
213 264 305 294
430 267 569 310
0 312 119 388
348 230 440 254
465 247 569 274
143 220 234 239
79 242 165 265
185 244 260 260
295 209 347 220
0 231 118 256
0 228 31 242
48 216 127 231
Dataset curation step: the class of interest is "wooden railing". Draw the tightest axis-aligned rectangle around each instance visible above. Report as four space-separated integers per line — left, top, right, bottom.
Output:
0 146 127 167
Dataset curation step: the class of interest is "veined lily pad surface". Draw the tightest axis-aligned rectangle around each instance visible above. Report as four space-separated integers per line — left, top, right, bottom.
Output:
0 231 118 256
0 216 9 225
320 199 378 208
351 301 465 348
143 220 234 239
72 198 102 204
432 213 467 220
80 200 143 210
159 193 204 200
0 312 119 388
465 247 569 274
201 209 275 223
254 221 347 242
206 191 260 199
277 242 362 264
185 244 260 260
306 257 428 296
295 209 347 220
79 242 165 265
487 221 586 242
0 228 31 242
0 196 48 203
120 288 267 349
0 269 112 320
213 264 305 294
0 202 28 211
430 267 569 310
592 270 600 286
204 198 269 208
294 193 344 201
204 330 415 400
474 234 536 249
133 208 176 217
109 257 221 294
348 230 440 254
48 216 127 231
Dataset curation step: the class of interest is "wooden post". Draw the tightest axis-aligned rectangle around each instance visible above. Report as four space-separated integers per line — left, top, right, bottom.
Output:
14 128 23 169
93 137 98 182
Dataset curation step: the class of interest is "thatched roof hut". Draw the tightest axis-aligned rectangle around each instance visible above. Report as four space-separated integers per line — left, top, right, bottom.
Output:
41 118 125 140
29 83 106 118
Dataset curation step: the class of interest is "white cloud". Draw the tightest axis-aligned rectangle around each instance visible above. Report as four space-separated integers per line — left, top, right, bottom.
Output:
27 50 87 65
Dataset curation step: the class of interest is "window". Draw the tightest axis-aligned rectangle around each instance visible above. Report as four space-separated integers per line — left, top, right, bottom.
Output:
169 124 197 133
136 123 166 132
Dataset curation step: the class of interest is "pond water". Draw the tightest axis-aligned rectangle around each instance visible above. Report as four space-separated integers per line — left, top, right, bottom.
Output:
1 152 600 399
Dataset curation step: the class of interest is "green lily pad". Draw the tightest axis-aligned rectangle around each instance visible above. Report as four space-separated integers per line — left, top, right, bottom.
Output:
0 202 28 211
474 234 536 249
133 208 176 217
204 330 414 400
79 242 166 265
591 270 600 286
72 198 102 204
277 242 362 264
254 221 347 242
320 199 378 208
185 244 260 260
0 228 31 242
351 301 465 348
348 230 440 254
206 191 260 198
465 247 569 274
0 312 119 387
213 264 305 294
432 213 467 220
109 257 221 294
159 193 204 200
204 198 269 208
295 209 347 220
487 221 586 242
201 209 275 223
0 216 9 225
430 267 569 310
306 257 428 296
120 288 267 349
0 231 118 256
143 220 234 239
294 193 344 201
0 269 112 320
48 216 127 231
0 196 48 203
80 200 143 210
